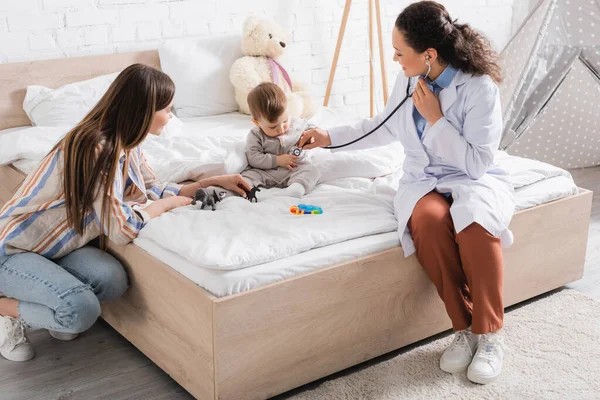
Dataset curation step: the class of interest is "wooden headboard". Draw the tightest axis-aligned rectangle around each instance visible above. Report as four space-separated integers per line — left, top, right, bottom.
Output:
0 50 161 131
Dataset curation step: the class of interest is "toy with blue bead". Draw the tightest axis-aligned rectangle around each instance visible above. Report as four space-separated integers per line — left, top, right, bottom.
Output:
290 204 323 215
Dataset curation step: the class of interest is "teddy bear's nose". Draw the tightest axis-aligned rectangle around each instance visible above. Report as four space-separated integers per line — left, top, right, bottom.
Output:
280 41 286 48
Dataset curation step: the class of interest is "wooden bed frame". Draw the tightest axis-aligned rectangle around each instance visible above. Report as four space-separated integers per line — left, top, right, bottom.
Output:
0 52 593 400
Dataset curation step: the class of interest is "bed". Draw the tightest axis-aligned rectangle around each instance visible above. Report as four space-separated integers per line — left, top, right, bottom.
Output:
0 51 593 400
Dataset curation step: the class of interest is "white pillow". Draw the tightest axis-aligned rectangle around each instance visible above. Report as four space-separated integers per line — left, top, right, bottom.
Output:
23 72 120 127
158 35 242 118
0 126 68 166
160 113 183 138
0 126 31 135
22 72 183 135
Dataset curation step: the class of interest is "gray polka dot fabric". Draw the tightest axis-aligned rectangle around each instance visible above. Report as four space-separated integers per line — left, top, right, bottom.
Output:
498 0 600 168
508 59 600 169
498 0 553 127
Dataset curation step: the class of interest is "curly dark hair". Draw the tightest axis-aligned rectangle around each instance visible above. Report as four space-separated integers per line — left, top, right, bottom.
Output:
395 1 502 83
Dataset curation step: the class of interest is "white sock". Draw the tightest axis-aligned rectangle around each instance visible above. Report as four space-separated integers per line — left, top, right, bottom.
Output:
269 183 305 198
282 183 306 198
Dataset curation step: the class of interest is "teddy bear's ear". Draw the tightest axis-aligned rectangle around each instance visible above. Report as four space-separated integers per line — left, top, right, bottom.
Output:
243 16 260 36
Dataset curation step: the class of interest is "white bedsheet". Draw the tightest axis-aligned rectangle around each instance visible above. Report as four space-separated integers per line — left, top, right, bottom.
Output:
0 109 579 297
134 173 577 298
132 112 578 272
116 114 580 296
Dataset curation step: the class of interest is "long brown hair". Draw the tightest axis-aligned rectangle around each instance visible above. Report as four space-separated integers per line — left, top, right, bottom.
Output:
395 1 502 83
55 63 175 247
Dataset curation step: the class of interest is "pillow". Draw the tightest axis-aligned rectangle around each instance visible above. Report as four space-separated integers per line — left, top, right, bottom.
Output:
22 72 183 135
158 35 242 118
0 126 68 166
161 113 184 138
23 72 120 127
0 126 31 135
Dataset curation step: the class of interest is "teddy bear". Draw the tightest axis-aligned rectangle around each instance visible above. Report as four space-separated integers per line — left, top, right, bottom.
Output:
230 16 316 119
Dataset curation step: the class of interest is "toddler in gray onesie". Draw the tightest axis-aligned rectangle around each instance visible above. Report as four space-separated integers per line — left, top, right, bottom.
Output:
242 82 320 198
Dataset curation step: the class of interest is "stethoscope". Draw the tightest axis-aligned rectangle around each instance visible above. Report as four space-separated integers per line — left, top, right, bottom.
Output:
321 57 432 150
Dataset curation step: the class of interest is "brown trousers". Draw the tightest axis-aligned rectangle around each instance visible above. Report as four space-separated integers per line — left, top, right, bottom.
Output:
408 191 504 334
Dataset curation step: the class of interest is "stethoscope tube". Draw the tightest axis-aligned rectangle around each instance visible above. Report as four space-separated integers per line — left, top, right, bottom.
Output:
323 79 413 150
322 59 431 150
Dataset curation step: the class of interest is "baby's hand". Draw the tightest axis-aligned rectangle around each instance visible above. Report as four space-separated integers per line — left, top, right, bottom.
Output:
276 154 299 171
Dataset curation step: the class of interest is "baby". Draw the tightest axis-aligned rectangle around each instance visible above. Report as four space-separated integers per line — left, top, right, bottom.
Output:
242 82 320 198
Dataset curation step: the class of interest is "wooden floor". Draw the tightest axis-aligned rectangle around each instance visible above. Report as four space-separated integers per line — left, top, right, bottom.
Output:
1 167 599 400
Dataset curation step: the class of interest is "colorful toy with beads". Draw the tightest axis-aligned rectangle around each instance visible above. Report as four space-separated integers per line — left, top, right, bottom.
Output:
290 204 323 215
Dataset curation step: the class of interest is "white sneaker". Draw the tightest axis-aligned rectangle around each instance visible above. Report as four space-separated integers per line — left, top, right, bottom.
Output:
467 332 507 384
440 327 480 373
48 330 79 341
0 315 34 361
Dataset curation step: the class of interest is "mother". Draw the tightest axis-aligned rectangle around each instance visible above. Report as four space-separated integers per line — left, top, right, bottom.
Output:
300 1 514 385
0 64 251 362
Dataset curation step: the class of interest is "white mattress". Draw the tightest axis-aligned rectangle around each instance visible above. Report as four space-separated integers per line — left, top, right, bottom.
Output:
133 175 577 298
1 110 579 298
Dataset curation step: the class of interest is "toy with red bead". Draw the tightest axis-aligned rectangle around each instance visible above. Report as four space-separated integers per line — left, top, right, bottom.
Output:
290 204 323 215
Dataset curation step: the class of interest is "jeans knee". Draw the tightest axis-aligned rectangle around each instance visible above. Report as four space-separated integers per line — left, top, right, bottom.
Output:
55 288 101 334
91 250 129 303
97 264 129 303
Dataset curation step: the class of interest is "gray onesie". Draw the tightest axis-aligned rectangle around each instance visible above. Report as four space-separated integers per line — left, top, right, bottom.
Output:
241 117 320 192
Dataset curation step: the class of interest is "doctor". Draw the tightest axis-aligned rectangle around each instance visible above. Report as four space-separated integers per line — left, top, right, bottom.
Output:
300 1 514 385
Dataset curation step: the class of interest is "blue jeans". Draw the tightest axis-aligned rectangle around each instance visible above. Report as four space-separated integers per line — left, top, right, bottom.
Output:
0 246 128 334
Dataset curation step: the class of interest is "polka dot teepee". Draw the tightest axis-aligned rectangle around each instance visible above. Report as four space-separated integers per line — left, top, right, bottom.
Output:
498 0 600 169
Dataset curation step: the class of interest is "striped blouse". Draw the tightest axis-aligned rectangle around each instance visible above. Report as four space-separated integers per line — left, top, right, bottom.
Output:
0 146 181 259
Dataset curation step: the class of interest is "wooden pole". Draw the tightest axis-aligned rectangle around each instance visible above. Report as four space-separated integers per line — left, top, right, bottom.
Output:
369 0 374 117
324 0 352 107
374 0 388 104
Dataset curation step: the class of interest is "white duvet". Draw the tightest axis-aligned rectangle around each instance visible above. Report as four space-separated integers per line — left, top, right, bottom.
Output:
136 110 406 270
0 108 577 271
134 149 576 271
141 181 398 270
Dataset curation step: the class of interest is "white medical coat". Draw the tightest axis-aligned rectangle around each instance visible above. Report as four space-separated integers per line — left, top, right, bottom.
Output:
328 70 515 257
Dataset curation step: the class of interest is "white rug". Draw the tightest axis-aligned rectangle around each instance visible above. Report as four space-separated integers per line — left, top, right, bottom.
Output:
283 290 600 400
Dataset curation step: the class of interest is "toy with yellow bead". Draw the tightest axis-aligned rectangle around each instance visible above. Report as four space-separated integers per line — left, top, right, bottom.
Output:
290 204 323 215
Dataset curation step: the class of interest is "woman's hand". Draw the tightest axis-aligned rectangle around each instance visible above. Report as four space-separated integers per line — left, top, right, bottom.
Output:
412 79 444 125
144 196 192 218
276 154 299 171
207 174 252 197
298 127 332 150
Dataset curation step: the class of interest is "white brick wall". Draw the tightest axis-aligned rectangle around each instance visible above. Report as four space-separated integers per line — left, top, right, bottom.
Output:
0 0 520 117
